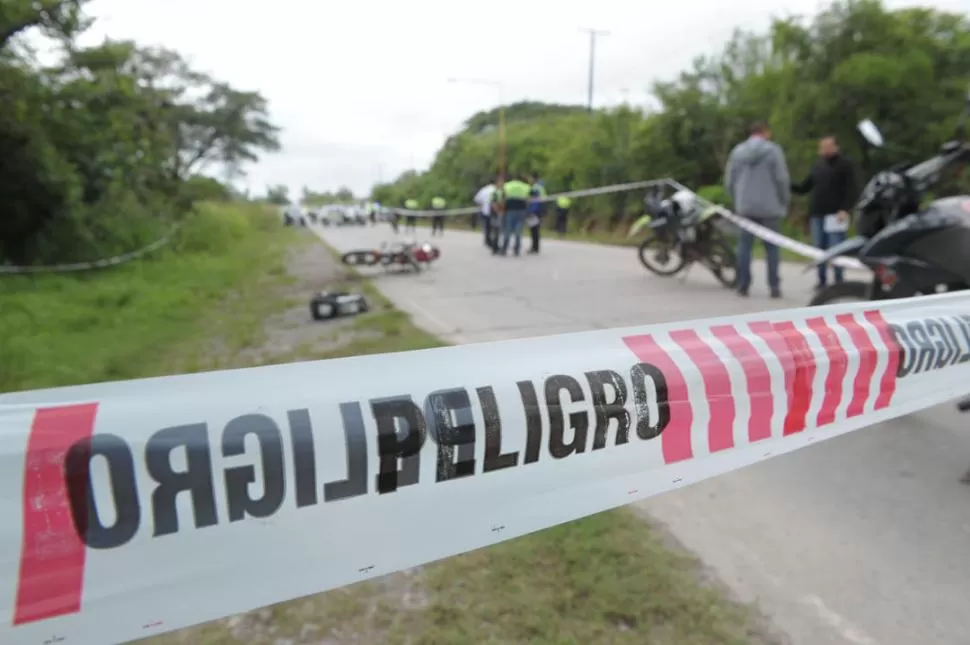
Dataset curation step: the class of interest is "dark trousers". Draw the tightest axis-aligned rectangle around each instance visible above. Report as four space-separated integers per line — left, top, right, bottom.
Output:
431 215 444 235
529 221 540 252
556 208 568 235
405 216 417 232
486 215 500 251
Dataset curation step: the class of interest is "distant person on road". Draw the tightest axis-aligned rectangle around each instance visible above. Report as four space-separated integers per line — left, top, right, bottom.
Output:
725 121 791 299
527 172 547 254
431 196 446 236
475 178 497 248
390 208 401 234
792 135 857 291
555 195 572 236
495 173 531 257
404 198 419 234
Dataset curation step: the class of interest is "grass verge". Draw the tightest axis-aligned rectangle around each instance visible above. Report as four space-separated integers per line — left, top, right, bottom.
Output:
3 212 774 645
0 201 310 392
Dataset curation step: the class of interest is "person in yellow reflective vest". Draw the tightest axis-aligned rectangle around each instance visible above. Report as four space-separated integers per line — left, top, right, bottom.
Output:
431 196 446 236
555 195 572 236
404 198 419 234
494 173 532 256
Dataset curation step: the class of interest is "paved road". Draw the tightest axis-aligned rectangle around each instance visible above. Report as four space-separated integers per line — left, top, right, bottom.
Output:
314 223 970 645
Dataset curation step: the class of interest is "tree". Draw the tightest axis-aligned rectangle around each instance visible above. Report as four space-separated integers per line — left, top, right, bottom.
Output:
265 185 289 205
370 0 970 237
0 2 282 264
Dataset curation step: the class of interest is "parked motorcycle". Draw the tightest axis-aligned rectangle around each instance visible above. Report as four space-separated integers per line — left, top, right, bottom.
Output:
807 94 970 306
340 240 440 273
629 188 737 288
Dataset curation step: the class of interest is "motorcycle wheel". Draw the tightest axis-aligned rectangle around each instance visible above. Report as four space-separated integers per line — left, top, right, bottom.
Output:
341 250 381 267
638 236 685 276
809 281 870 306
705 238 737 288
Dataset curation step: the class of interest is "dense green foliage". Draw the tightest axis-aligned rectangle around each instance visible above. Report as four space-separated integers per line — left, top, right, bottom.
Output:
372 0 970 235
1 0 281 266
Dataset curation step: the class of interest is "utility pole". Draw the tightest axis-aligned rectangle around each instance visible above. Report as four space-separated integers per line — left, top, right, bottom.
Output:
579 27 609 112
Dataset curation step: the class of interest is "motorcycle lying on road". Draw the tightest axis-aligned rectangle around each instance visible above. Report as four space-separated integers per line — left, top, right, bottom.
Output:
807 99 970 306
340 240 440 273
629 188 737 288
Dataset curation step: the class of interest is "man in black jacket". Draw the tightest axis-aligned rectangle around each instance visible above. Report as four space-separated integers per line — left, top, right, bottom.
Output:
792 135 857 289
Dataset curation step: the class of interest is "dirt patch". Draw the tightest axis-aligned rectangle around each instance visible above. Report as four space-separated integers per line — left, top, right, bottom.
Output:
199 231 384 370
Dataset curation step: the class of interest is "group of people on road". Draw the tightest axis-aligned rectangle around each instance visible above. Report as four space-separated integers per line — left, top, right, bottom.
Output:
725 121 857 298
473 172 572 257
389 173 575 253
391 196 450 236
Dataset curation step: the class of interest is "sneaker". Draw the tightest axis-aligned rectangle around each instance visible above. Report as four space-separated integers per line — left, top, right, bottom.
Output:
737 287 749 297
770 288 782 299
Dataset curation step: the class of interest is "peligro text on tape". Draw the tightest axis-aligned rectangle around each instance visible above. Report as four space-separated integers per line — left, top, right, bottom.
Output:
3 294 970 645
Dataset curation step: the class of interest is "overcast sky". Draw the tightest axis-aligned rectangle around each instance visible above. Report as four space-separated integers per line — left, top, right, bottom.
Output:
82 0 969 198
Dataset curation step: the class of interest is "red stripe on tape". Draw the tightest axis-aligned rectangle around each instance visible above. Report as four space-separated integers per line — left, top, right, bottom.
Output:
670 329 735 453
805 317 847 427
14 403 98 625
836 313 878 417
773 322 816 435
622 334 694 464
749 321 797 435
711 325 773 443
864 310 900 409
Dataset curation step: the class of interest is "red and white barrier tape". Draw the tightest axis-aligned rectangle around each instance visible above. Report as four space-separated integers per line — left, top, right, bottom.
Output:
3 292 968 645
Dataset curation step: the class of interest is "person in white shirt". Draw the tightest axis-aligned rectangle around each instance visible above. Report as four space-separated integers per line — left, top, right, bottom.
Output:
474 180 496 248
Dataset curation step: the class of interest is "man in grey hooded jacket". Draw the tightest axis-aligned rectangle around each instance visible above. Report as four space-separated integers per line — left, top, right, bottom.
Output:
725 121 791 298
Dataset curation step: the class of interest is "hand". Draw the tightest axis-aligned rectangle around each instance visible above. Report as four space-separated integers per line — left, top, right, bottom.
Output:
836 210 850 222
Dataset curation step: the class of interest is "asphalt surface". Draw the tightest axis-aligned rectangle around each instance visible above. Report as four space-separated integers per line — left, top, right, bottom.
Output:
314 222 970 645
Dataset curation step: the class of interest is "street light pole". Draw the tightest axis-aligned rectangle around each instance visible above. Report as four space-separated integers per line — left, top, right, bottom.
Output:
579 27 609 112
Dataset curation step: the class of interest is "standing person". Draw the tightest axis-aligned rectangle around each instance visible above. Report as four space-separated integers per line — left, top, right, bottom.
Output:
431 196 447 235
791 135 857 290
390 208 401 234
526 172 547 254
555 195 572 236
474 179 496 247
404 198 419 234
725 121 791 299
488 177 504 253
496 173 531 257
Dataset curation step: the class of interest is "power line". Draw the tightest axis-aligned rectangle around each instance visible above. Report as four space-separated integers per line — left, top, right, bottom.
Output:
579 27 610 112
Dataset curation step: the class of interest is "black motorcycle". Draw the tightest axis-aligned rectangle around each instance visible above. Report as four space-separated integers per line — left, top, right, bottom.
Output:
629 187 737 288
807 102 970 306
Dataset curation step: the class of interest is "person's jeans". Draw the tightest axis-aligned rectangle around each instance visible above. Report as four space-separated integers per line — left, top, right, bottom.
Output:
736 217 781 292
810 216 846 286
501 209 526 255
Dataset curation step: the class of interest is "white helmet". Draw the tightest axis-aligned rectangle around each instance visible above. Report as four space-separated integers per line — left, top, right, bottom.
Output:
670 189 697 215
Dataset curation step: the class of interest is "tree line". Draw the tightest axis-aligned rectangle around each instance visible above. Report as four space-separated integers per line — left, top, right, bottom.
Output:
1 0 282 265
370 0 970 237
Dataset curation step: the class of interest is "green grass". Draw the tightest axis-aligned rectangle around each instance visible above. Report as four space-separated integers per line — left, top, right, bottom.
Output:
0 201 302 392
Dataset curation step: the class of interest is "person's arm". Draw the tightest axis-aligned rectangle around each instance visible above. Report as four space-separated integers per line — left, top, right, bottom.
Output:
791 167 814 194
771 146 792 210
